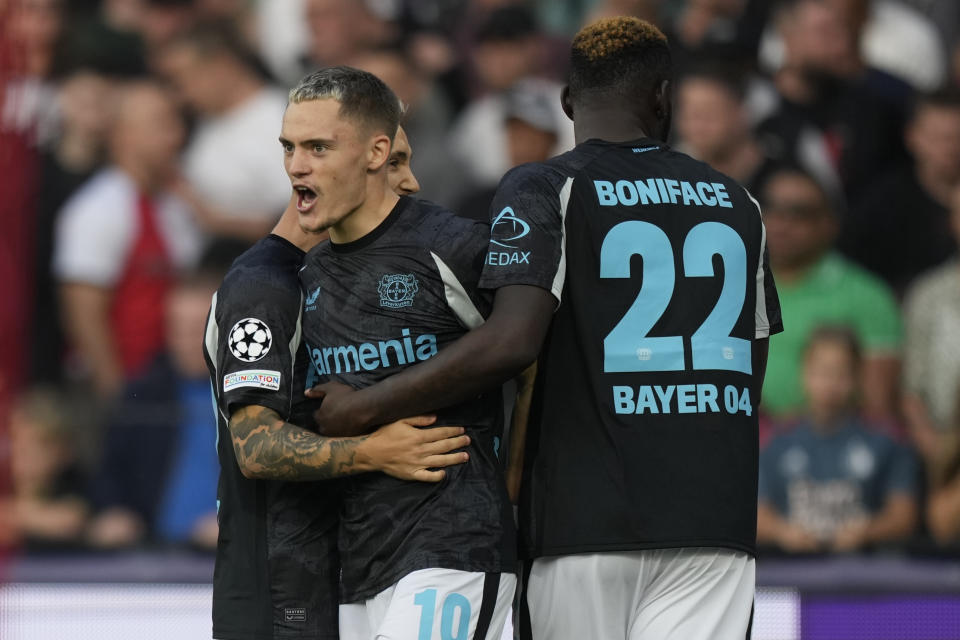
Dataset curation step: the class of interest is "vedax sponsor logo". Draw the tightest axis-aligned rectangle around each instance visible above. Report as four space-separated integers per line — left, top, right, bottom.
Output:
491 206 530 248
378 274 419 309
488 205 532 266
311 328 437 375
223 369 282 392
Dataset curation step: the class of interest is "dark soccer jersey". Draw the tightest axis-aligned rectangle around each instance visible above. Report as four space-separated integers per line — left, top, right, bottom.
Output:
299 196 516 603
203 235 339 640
479 139 783 558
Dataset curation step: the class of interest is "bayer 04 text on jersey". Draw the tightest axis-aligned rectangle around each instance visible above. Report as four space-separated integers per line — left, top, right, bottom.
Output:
612 383 753 417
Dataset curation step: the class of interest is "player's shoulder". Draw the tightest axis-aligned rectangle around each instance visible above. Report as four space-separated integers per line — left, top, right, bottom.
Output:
219 235 304 302
498 159 573 197
403 196 490 242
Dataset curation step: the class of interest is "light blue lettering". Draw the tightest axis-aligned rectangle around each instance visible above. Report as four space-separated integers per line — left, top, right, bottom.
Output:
635 386 659 414
724 385 739 413
379 339 406 366
322 347 334 375
697 384 720 413
616 180 639 206
654 385 675 413
595 180 617 206
358 343 379 370
681 181 703 206
332 345 359 374
665 179 681 204
614 386 635 414
635 179 661 204
697 182 717 206
713 183 733 208
415 334 438 360
677 384 697 413
655 178 669 202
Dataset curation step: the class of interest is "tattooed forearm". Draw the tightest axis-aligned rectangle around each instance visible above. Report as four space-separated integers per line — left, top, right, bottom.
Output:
228 405 372 481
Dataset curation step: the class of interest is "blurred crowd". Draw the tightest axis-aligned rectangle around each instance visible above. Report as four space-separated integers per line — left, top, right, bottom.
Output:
3 0 960 557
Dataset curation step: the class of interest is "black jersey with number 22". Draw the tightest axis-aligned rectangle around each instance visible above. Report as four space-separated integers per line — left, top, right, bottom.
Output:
480 139 783 558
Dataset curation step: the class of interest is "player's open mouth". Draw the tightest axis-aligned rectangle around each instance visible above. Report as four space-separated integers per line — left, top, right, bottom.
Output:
294 186 318 212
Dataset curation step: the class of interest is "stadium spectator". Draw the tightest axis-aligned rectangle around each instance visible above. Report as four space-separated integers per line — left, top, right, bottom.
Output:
902 186 960 464
927 404 960 544
348 46 466 205
448 6 574 189
157 22 290 241
53 80 203 397
840 90 960 294
760 0 945 92
87 269 222 549
674 62 782 194
302 0 391 74
2 0 63 145
761 166 902 420
757 0 910 204
758 327 919 553
0 388 88 551
457 77 562 221
30 69 114 385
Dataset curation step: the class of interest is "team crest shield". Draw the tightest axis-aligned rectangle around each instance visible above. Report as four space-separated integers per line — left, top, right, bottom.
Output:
378 274 419 309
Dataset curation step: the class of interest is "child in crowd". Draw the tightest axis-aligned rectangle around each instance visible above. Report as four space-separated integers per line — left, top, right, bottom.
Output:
0 388 88 550
757 327 919 552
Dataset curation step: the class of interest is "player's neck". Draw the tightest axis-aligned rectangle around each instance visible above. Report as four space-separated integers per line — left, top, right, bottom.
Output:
328 187 400 245
273 204 328 251
573 106 660 146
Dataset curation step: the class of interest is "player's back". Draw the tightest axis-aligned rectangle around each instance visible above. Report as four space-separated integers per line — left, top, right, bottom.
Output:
484 139 782 559
204 235 340 640
299 197 516 603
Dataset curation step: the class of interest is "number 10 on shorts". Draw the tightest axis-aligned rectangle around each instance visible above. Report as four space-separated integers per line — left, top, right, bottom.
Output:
414 588 471 640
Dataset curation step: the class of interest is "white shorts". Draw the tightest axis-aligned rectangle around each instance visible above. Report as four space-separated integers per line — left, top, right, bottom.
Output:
339 568 517 640
524 548 754 640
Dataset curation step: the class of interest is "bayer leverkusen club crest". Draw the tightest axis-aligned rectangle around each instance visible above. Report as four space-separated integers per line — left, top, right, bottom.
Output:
378 274 419 309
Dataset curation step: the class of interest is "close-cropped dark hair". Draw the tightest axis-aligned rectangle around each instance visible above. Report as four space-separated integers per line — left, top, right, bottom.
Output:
911 88 960 122
678 60 749 104
568 16 672 103
289 66 401 139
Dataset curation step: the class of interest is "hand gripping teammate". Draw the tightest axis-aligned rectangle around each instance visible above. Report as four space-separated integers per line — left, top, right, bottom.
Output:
204 123 469 640
308 18 783 640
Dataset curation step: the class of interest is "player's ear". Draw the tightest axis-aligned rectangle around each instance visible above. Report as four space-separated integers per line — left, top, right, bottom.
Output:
367 133 392 172
561 85 574 121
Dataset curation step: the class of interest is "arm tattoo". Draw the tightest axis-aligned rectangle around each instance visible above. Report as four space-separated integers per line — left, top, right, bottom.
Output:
229 405 369 480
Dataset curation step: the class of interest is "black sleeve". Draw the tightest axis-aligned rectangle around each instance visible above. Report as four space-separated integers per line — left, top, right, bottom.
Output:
478 163 569 302
213 275 302 418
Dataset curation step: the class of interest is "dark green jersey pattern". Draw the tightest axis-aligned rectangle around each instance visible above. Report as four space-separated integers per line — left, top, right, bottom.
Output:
299 196 516 603
203 235 339 640
479 139 783 559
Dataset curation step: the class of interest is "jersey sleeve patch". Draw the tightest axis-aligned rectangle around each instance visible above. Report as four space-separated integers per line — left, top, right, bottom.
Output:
479 164 571 302
224 369 282 392
227 317 274 362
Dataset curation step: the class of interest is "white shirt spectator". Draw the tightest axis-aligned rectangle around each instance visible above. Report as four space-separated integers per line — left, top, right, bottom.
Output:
761 0 946 91
182 87 291 223
53 168 203 286
448 79 575 188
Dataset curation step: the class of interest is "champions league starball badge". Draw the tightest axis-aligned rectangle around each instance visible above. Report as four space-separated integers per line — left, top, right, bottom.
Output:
228 318 273 362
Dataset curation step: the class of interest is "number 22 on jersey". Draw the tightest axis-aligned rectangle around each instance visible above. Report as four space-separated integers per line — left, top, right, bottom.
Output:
601 221 751 374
